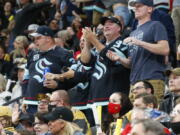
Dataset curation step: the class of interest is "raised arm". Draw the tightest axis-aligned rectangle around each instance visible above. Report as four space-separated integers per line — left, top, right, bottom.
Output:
82 27 105 52
124 37 169 56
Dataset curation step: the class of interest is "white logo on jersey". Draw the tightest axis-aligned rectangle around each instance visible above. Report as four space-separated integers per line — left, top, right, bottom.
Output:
33 58 52 83
92 56 107 80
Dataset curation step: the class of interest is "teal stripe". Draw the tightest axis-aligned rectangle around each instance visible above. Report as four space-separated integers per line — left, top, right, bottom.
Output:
83 5 106 13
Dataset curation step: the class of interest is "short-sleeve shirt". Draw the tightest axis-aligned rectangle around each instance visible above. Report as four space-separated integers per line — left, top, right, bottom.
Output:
128 21 168 84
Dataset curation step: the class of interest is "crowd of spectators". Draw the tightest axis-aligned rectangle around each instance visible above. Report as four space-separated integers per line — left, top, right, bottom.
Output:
0 0 180 134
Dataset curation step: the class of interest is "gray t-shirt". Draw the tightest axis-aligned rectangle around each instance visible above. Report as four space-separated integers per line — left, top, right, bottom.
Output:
128 21 168 84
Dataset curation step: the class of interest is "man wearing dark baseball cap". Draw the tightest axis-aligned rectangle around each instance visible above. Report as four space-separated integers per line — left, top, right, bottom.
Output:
129 0 153 7
44 107 74 122
159 68 180 114
101 16 122 28
81 12 130 119
24 24 75 113
44 107 84 135
30 25 54 38
116 0 170 104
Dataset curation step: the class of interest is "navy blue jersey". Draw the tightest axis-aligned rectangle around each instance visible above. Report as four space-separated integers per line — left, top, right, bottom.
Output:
25 46 74 99
86 36 130 106
69 61 92 110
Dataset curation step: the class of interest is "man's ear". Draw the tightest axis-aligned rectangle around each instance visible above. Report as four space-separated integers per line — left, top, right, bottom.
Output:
148 7 153 14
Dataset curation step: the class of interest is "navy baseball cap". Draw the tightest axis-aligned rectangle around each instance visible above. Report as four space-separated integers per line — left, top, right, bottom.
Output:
129 0 153 7
44 107 74 122
30 25 54 37
101 16 122 28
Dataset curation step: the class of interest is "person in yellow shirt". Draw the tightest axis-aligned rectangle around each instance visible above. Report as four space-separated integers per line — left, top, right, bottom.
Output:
50 90 92 135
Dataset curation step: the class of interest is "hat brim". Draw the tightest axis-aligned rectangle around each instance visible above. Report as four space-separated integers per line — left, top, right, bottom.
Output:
129 1 138 7
19 115 34 124
43 112 58 121
101 16 121 27
29 33 43 37
101 17 110 25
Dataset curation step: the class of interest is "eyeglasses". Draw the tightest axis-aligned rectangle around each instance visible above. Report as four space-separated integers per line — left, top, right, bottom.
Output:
131 86 145 92
38 100 49 105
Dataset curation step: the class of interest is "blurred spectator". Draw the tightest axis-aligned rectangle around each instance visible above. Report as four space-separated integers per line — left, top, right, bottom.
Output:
55 29 73 49
2 1 15 29
36 94 50 113
59 0 83 28
18 113 35 132
0 45 12 77
32 0 52 25
33 112 51 135
48 19 59 34
13 0 51 38
44 107 84 135
10 35 28 65
132 4 176 68
130 119 165 135
11 64 26 105
159 68 180 114
24 26 74 113
131 80 154 100
105 92 133 134
11 0 56 43
0 29 11 50
71 17 83 40
81 16 130 107
0 106 15 135
124 0 169 103
171 0 180 47
50 90 92 135
133 93 158 109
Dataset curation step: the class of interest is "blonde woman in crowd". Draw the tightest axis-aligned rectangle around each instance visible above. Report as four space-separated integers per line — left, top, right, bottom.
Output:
10 35 28 64
45 107 84 135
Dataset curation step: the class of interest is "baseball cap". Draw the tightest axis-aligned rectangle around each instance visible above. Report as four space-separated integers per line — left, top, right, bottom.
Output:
19 113 35 124
165 68 180 77
44 107 73 122
101 16 122 28
30 25 54 38
28 24 39 32
17 64 26 70
129 0 153 7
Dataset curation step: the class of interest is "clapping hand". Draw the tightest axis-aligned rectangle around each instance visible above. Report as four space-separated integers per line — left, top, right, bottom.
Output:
106 50 120 62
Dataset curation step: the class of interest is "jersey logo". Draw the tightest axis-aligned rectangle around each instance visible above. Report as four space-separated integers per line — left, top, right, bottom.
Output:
76 82 89 90
33 54 40 61
92 56 107 80
33 58 52 83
